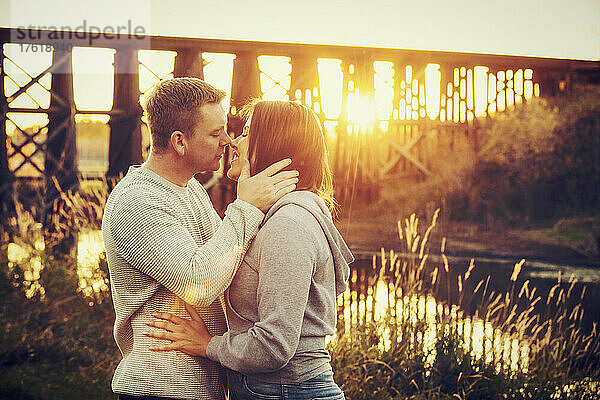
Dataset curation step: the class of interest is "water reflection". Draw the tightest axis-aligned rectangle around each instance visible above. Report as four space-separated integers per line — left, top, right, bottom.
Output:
77 229 109 298
525 260 600 283
8 240 45 298
424 253 600 284
7 229 108 301
7 230 597 374
340 279 530 372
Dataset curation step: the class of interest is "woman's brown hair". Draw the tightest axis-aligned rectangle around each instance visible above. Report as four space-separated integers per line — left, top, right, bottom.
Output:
242 100 336 212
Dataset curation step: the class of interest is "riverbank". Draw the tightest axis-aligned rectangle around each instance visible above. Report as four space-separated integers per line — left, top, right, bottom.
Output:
338 211 600 267
2 194 599 399
338 209 600 334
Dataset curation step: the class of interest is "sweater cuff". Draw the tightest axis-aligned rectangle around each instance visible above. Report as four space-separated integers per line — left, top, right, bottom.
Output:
232 199 264 223
205 334 223 363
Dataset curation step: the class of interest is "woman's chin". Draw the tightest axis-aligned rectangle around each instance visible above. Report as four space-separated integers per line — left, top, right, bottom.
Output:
227 167 240 182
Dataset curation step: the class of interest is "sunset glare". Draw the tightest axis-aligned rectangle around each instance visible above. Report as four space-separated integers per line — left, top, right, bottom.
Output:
1 0 597 176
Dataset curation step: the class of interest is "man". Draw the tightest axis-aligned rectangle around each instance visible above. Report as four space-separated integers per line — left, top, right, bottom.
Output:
101 78 298 400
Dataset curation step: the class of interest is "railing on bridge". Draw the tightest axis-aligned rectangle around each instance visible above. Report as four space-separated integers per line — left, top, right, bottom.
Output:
1 27 598 222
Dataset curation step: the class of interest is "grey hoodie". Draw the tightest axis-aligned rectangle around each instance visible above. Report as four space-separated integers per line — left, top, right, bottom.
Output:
206 191 353 384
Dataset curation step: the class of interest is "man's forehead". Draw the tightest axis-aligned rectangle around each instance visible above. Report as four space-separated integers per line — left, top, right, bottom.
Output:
198 102 227 125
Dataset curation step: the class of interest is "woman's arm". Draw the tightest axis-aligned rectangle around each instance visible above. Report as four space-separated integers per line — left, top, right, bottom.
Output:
145 214 318 373
144 302 213 356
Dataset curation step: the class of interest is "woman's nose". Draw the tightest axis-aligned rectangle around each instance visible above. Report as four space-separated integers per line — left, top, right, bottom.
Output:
230 134 246 148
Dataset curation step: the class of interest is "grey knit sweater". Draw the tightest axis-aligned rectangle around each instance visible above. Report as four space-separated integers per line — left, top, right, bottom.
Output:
206 191 353 384
102 166 263 399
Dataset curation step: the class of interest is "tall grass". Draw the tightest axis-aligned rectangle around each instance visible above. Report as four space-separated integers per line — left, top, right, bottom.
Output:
329 209 600 399
0 181 117 400
1 183 599 399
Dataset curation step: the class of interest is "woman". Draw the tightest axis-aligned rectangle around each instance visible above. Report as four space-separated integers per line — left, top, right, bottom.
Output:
145 100 353 400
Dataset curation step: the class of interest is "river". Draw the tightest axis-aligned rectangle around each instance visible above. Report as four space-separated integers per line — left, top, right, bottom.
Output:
6 229 600 371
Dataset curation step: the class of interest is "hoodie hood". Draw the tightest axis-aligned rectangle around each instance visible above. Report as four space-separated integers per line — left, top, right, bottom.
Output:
264 191 353 296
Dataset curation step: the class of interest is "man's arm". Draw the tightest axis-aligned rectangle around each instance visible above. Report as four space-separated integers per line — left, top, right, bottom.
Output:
236 158 298 212
109 190 263 307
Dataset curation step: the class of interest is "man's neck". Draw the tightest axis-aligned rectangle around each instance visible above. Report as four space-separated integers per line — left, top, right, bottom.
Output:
143 150 192 187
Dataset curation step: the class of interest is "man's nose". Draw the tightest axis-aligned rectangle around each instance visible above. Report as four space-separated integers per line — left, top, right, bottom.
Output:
220 131 234 146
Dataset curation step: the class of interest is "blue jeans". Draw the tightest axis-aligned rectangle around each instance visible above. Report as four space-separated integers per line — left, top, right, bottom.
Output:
227 369 345 400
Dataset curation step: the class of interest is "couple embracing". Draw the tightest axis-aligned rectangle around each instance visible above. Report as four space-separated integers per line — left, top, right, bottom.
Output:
101 78 353 400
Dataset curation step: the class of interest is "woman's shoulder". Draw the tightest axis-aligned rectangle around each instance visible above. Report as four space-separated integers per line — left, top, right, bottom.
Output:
266 203 321 230
266 191 328 222
257 204 324 252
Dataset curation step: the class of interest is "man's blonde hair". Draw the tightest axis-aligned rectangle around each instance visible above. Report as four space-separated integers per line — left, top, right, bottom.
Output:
142 78 226 150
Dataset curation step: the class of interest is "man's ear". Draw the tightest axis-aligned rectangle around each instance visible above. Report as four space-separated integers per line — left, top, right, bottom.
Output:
170 131 186 156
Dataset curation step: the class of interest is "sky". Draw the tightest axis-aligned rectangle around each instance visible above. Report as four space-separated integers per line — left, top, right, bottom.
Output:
0 0 595 177
1 0 599 60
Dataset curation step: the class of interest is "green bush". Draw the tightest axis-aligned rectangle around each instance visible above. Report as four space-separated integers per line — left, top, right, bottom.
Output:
330 211 600 399
0 204 117 400
0 250 118 400
1 177 599 399
329 317 519 400
448 86 600 224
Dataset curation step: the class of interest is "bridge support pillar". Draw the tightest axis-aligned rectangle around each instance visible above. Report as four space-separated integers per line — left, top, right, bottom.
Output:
107 47 143 182
44 50 79 255
174 48 204 79
231 51 261 113
0 39 15 233
45 51 79 201
354 55 379 203
290 55 320 109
